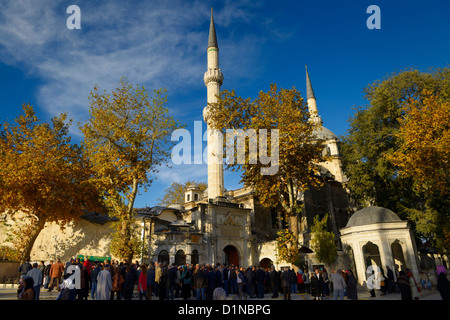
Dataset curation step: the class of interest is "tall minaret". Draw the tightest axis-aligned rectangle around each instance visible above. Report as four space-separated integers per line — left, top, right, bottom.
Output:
305 65 323 125
203 8 224 200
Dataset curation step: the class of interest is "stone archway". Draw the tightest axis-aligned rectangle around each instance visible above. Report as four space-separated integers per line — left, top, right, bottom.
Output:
259 258 273 268
391 240 406 272
223 245 240 266
362 241 382 270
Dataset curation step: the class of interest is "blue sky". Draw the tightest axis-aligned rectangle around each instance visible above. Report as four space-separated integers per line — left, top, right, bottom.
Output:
1 0 449 208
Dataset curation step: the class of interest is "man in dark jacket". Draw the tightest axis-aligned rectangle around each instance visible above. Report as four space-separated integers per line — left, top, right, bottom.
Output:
205 265 217 300
269 266 279 298
256 266 266 298
280 267 291 300
165 263 177 300
18 259 32 279
246 266 256 298
194 266 207 300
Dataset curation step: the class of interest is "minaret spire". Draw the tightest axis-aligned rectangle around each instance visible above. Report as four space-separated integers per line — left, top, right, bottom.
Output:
208 8 218 49
203 8 224 200
305 65 322 125
305 65 315 100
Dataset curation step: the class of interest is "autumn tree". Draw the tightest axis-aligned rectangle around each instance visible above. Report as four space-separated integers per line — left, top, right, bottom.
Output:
386 91 450 253
157 180 207 206
79 78 184 262
341 67 449 209
0 104 103 263
341 67 449 253
207 84 326 258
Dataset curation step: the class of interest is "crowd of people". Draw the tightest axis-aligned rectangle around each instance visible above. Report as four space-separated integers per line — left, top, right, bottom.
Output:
16 257 450 301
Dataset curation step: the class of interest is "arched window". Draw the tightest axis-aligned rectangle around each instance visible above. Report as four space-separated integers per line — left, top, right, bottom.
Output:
175 250 186 266
158 250 169 266
191 250 199 266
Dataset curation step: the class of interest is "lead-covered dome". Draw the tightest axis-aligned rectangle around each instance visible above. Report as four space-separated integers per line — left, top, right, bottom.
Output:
312 126 338 140
346 206 401 227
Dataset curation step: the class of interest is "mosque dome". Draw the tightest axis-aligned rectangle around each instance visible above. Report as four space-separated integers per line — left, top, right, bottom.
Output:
312 126 338 141
345 206 402 227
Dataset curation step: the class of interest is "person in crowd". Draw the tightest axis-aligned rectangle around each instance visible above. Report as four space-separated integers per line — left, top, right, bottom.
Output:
296 268 305 293
48 259 64 292
310 270 321 300
26 263 43 300
246 266 256 298
96 264 112 300
110 265 124 300
378 267 387 296
18 258 32 280
90 262 101 299
346 270 358 300
166 263 178 300
419 271 432 290
303 269 311 294
17 276 35 300
437 272 450 300
147 262 156 299
330 268 346 300
213 287 227 300
222 264 229 296
43 260 52 289
322 267 330 296
236 268 247 300
229 264 237 295
138 264 149 300
397 271 412 300
407 270 420 300
289 268 297 294
269 266 278 298
280 267 291 300
256 266 266 298
194 264 207 300
386 266 396 293
181 265 192 300
154 261 161 297
123 266 136 300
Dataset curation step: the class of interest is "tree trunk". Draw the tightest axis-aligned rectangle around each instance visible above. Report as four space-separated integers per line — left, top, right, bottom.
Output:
20 214 47 263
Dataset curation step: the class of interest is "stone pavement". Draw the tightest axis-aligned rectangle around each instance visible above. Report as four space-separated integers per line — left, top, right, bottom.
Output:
0 283 443 301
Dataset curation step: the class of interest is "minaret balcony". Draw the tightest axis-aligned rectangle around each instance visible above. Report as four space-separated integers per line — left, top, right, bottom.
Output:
204 68 224 86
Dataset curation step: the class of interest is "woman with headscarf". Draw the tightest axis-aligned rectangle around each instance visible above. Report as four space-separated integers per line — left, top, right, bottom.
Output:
96 265 112 300
437 272 450 300
346 270 358 300
407 270 420 300
17 276 35 300
181 265 192 300
397 271 412 300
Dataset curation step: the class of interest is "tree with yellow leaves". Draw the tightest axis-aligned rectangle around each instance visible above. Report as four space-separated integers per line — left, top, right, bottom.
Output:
386 91 450 253
0 105 104 263
79 78 184 262
207 84 326 260
388 91 449 197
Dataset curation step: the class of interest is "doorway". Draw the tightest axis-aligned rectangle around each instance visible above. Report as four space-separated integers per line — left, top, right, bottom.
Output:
223 245 240 266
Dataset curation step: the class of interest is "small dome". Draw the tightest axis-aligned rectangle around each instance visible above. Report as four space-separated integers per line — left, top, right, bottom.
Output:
346 206 401 227
313 126 337 140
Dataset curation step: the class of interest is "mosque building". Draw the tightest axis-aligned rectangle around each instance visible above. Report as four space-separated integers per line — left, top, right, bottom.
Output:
1 9 432 287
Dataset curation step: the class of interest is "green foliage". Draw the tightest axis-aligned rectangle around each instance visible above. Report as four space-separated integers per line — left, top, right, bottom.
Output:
0 245 21 262
340 67 450 253
310 214 337 265
275 229 299 264
80 77 184 261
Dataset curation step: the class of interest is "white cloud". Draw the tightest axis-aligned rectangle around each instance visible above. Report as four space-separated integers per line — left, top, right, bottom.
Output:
0 0 275 131
0 0 283 206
